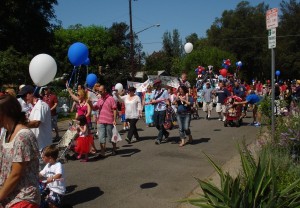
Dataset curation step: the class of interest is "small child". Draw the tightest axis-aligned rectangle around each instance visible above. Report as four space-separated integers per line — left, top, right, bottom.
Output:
39 145 66 208
75 115 95 162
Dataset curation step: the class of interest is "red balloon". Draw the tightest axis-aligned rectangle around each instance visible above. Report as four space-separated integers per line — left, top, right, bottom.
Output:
267 80 270 84
220 68 227 77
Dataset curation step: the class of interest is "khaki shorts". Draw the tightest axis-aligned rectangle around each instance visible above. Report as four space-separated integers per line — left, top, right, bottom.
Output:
203 102 213 112
216 103 226 113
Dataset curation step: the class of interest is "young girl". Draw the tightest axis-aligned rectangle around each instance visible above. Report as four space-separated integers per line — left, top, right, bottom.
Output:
75 115 95 162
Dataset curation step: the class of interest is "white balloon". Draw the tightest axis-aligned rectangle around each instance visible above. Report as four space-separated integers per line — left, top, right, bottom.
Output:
115 83 123 93
184 42 193 53
29 54 57 86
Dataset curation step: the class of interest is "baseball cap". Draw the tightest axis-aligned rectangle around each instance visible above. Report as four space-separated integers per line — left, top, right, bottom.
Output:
17 85 35 97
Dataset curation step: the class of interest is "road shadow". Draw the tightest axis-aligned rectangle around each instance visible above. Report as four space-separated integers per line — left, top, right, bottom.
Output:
62 186 104 206
140 182 158 189
65 185 78 194
138 136 156 141
118 148 141 157
190 137 211 145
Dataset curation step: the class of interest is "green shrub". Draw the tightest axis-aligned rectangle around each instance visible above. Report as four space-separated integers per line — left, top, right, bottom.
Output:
183 142 300 208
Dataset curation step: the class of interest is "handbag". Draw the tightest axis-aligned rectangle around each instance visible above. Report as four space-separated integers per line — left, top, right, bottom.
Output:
163 120 173 130
111 125 122 143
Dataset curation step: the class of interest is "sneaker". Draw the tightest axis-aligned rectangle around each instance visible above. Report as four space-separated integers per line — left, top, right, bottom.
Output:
155 139 161 145
125 137 131 144
111 150 117 156
223 117 226 122
123 127 126 131
131 137 137 142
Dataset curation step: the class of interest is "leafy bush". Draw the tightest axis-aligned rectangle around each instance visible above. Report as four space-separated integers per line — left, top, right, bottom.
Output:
183 142 300 207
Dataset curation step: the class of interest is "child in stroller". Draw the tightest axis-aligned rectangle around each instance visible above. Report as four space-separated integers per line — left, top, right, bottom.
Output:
224 95 243 127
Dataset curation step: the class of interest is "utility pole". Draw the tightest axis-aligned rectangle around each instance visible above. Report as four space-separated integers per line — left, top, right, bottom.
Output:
129 0 135 80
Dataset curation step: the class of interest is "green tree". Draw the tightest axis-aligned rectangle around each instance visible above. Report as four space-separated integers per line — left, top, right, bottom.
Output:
277 0 300 79
206 1 270 82
0 47 31 85
0 0 58 55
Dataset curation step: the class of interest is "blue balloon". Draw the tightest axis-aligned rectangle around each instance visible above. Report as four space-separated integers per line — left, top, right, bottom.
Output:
236 61 242 67
83 58 90 65
86 73 97 88
276 70 280 76
68 42 89 66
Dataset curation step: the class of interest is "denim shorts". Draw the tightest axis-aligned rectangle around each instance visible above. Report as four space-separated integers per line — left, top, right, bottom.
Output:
97 124 113 144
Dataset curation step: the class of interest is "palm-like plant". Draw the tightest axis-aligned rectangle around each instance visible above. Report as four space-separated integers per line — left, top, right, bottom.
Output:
183 143 300 207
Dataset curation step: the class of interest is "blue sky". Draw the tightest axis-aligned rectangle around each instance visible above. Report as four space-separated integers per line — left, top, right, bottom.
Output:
54 0 282 54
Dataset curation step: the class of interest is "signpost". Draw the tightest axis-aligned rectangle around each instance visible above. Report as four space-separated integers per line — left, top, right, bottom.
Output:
266 8 278 141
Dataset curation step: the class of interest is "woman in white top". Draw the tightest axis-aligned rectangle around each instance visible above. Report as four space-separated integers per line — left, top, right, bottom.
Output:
117 87 142 143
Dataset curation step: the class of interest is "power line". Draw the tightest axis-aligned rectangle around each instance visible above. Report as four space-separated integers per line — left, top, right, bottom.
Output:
211 34 300 41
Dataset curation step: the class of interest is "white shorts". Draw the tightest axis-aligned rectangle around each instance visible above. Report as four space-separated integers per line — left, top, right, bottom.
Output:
216 103 226 113
203 102 213 112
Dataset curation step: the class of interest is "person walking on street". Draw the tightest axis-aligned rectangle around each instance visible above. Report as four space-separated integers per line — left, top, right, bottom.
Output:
173 85 193 147
143 85 154 127
18 85 52 152
0 95 40 207
202 82 214 120
43 86 59 141
116 87 142 143
93 85 117 156
215 81 231 121
150 79 170 145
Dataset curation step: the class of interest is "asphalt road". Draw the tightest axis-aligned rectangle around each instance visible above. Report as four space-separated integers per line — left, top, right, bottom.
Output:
56 110 259 208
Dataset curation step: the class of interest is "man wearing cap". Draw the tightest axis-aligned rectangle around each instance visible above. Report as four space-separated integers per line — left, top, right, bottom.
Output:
17 84 32 116
150 79 170 145
18 85 52 151
42 86 59 140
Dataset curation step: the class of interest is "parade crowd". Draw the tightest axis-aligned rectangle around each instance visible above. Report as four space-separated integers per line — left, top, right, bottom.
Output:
0 73 300 207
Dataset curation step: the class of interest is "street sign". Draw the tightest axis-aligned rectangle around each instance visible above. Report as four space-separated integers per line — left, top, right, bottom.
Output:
268 28 276 49
266 8 278 30
268 28 276 37
268 36 276 49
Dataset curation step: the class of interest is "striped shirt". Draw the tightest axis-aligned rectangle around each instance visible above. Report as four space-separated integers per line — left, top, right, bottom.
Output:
95 94 116 124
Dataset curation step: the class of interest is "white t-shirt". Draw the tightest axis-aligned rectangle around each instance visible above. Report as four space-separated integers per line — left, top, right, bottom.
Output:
120 95 142 119
29 99 52 151
40 162 66 195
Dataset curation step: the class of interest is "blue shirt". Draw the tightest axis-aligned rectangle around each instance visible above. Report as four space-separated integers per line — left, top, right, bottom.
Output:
246 94 261 104
151 89 169 111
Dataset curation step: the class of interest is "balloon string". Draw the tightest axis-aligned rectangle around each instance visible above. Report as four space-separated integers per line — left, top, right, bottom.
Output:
68 66 76 88
76 67 80 89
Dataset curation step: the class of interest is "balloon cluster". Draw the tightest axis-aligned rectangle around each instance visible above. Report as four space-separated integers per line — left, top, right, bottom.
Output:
68 42 89 66
222 59 231 69
195 66 205 77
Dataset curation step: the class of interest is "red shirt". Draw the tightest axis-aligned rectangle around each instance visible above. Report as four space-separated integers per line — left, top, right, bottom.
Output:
43 93 58 116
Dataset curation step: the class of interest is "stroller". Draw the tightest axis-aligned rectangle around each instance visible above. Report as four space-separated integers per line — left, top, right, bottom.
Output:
57 121 78 163
223 96 243 127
